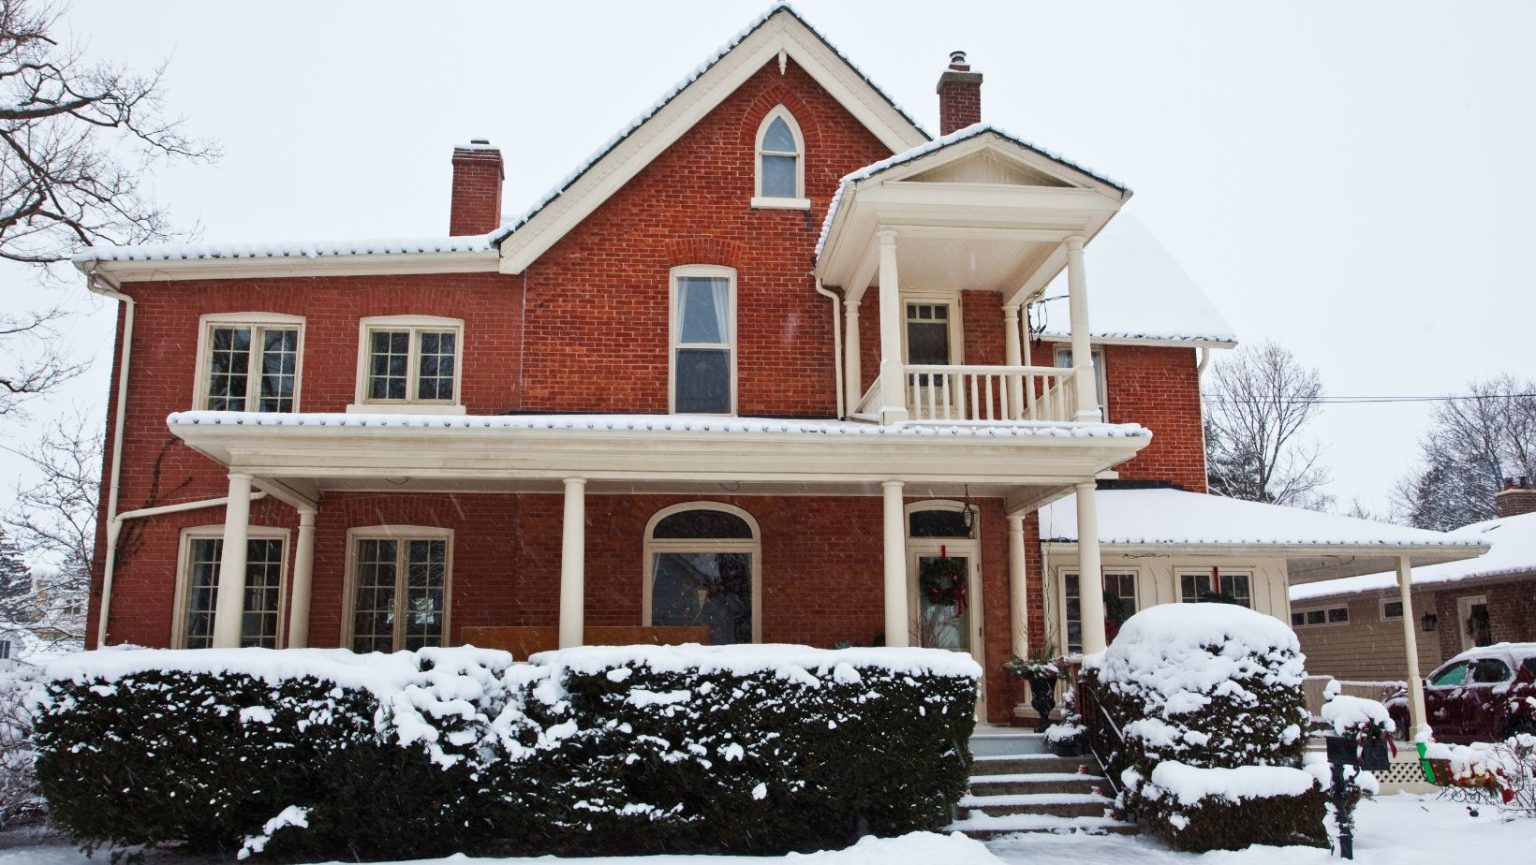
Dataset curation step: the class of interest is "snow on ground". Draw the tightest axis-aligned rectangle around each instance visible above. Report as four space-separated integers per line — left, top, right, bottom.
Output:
0 796 1527 865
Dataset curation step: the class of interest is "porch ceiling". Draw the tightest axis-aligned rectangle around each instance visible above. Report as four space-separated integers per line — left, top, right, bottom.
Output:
167 410 1152 507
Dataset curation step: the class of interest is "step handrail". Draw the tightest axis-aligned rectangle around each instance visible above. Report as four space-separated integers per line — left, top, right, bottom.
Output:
1078 675 1131 811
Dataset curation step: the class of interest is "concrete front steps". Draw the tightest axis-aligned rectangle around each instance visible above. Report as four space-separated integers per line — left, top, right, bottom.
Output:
947 729 1136 837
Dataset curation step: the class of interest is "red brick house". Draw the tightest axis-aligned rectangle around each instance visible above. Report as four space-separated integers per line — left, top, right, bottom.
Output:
73 7 1483 725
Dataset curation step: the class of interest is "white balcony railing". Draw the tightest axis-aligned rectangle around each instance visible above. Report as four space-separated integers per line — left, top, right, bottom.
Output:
903 365 1078 423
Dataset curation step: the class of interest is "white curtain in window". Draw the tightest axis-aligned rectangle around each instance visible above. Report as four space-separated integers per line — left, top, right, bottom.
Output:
678 277 729 344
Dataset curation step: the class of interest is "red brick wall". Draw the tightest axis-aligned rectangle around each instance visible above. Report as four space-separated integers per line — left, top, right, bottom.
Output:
516 59 892 418
1040 340 1208 492
1434 579 1536 660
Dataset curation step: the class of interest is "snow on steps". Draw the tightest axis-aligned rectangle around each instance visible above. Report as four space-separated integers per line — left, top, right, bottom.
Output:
950 731 1137 837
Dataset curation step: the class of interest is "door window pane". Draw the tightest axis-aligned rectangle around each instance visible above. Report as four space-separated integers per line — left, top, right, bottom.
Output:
352 536 450 653
183 537 283 649
652 551 752 644
917 554 969 650
402 540 447 650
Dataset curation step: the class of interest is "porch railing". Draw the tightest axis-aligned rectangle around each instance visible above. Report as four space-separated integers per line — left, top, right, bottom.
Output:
904 365 1078 423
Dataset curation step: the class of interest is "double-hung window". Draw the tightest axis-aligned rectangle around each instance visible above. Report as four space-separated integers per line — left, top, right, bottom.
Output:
346 528 452 653
1053 345 1108 420
1062 570 1137 655
196 314 303 412
353 316 464 412
175 527 289 649
670 266 736 414
1180 570 1252 607
752 106 808 209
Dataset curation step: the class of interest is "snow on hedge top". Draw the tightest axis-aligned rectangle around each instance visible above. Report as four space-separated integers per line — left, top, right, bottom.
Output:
168 410 1151 440
1085 604 1304 700
1040 487 1480 550
531 643 983 681
45 646 512 697
1034 214 1238 345
1147 761 1317 805
1290 511 1536 602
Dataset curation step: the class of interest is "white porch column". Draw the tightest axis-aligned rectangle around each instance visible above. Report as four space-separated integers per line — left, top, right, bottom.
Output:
559 477 587 649
1397 555 1429 737
1003 304 1024 420
286 506 317 648
882 480 909 647
1065 235 1101 422
1075 481 1108 654
844 295 862 412
212 472 253 649
876 229 909 424
1007 513 1029 660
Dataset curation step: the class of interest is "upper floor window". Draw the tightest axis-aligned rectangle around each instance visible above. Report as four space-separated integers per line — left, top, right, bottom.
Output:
174 526 289 649
352 316 464 413
195 313 304 412
670 266 736 415
345 527 452 653
752 107 809 209
1054 345 1108 421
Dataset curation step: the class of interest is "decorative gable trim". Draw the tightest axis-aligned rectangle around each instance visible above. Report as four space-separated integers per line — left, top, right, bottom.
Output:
496 6 928 275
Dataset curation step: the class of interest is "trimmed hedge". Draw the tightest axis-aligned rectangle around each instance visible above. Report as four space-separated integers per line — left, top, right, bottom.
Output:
33 644 977 860
1083 604 1325 851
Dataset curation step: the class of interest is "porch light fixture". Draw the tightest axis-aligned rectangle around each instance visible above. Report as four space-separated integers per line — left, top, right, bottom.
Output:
1420 612 1438 632
960 485 977 534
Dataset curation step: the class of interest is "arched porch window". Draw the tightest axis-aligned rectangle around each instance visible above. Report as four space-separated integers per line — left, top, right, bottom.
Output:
644 503 761 644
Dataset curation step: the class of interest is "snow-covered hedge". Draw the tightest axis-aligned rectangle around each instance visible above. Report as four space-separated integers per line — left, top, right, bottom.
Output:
0 665 44 828
1082 604 1325 850
34 644 978 860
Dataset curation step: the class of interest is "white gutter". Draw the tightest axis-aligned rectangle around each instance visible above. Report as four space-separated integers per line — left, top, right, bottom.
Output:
1197 346 1213 376
814 277 845 419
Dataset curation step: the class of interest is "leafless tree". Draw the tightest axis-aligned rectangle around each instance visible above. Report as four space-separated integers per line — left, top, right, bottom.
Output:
0 0 215 415
1203 340 1332 509
1393 375 1536 530
1 409 98 646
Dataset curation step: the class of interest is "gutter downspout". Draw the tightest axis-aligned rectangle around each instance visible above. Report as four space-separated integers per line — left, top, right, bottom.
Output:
85 267 133 649
815 277 845 419
1197 346 1213 376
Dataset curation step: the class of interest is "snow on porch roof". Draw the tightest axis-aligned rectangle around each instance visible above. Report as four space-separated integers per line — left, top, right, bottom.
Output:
1035 214 1238 346
1289 511 1536 602
1038 488 1483 554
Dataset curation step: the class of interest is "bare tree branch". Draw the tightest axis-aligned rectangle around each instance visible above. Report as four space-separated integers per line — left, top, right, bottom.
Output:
1203 340 1333 509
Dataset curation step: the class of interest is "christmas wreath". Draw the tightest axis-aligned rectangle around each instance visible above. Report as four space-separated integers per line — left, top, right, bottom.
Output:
919 546 968 615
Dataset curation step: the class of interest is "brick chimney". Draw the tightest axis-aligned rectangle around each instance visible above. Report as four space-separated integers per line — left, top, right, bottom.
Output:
936 51 983 135
1496 476 1536 518
449 140 504 236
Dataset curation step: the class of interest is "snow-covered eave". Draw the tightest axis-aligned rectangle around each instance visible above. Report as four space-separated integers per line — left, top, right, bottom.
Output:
1289 563 1535 603
1034 331 1239 349
1041 537 1489 583
70 235 502 282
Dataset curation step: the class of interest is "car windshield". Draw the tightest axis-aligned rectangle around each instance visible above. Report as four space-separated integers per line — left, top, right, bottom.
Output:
1429 662 1469 687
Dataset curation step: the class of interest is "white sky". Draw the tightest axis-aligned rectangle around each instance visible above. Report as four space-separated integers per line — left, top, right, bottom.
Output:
4 0 1535 519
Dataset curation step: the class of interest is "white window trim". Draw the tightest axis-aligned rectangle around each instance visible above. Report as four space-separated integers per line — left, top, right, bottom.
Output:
642 503 762 643
751 105 810 210
171 524 291 649
192 312 306 412
668 265 738 416
1379 598 1405 620
1056 566 1140 656
1175 569 1255 607
1053 344 1109 422
904 500 985 679
900 294 966 366
340 525 455 652
1291 604 1351 628
1457 593 1489 653
349 315 467 414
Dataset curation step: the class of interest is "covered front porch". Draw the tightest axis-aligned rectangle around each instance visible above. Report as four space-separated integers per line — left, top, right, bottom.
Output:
159 409 1151 723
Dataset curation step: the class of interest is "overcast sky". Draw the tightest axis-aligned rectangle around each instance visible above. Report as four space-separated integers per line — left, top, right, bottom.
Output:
5 0 1535 519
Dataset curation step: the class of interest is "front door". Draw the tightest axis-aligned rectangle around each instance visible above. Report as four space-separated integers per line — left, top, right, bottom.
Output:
1458 594 1492 652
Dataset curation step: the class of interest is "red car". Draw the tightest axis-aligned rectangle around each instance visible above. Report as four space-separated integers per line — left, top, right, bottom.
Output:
1387 642 1536 743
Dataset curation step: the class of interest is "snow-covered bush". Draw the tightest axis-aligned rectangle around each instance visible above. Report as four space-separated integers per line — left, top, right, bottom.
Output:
0 665 44 827
33 644 979 859
1422 732 1536 818
33 647 513 860
491 644 979 855
1082 604 1325 850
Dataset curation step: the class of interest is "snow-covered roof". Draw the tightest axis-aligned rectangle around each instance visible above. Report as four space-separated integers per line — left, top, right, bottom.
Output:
72 233 499 265
1038 488 1481 551
166 411 1151 441
1034 214 1238 346
1290 511 1536 602
815 123 1128 260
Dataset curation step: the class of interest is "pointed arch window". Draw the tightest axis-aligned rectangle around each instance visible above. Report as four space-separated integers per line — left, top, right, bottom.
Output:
753 107 809 210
